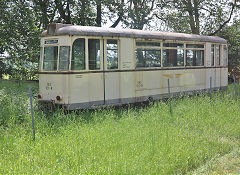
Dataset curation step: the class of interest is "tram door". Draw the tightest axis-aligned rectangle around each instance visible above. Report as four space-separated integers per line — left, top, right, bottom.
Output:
103 39 120 104
215 45 221 88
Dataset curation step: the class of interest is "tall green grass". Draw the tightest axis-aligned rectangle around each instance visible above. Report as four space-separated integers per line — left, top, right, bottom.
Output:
0 79 239 174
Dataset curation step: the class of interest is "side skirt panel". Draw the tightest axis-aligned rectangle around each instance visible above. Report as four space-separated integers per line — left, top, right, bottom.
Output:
61 86 227 110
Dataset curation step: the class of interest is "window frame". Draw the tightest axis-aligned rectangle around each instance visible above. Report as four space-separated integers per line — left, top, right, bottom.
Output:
135 48 162 68
41 38 59 72
162 41 185 68
185 42 205 67
88 38 101 71
215 44 221 67
42 45 59 71
211 44 215 67
222 44 228 67
59 46 71 71
71 37 103 72
70 37 86 71
39 47 43 70
134 40 206 69
104 39 120 70
87 37 103 71
135 40 162 69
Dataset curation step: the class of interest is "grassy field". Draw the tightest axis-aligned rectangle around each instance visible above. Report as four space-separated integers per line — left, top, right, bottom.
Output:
0 79 239 174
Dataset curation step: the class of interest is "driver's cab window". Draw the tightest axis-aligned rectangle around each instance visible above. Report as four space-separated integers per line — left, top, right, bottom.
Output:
43 46 58 71
59 46 70 71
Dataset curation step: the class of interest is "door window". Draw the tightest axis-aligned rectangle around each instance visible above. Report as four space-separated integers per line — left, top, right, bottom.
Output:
72 38 85 70
107 40 118 69
88 39 100 70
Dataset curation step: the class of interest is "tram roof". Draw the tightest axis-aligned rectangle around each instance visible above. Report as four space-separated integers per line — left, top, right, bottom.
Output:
42 24 227 44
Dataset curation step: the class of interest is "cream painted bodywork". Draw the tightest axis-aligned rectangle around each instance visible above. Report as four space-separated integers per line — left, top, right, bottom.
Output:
39 36 228 109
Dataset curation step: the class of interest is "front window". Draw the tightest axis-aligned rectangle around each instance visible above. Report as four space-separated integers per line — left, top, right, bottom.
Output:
43 46 58 71
59 46 70 70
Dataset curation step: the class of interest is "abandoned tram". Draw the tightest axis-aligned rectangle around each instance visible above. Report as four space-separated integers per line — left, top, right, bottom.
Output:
38 23 228 110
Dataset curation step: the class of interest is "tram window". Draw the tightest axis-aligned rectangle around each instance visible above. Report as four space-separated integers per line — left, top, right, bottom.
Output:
211 44 214 66
163 49 184 67
88 39 100 70
39 47 43 70
59 46 70 70
163 43 183 48
72 38 85 70
136 49 161 68
223 45 228 66
186 44 204 48
136 42 160 47
215 45 220 66
43 46 58 71
186 50 204 66
107 40 118 69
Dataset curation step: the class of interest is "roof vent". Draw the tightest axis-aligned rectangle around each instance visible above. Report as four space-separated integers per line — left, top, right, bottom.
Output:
47 23 73 36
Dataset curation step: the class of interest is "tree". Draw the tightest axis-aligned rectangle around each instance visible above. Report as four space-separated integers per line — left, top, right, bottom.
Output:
155 0 240 35
0 0 40 79
122 0 157 29
219 20 240 75
32 0 124 27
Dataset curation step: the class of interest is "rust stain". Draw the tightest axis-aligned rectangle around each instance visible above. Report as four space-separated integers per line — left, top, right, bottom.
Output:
163 74 173 78
175 74 184 78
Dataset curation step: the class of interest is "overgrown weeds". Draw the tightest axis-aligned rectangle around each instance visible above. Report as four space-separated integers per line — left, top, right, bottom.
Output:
0 79 239 174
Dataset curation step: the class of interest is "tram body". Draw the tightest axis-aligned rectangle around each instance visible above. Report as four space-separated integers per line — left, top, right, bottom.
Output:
38 23 228 110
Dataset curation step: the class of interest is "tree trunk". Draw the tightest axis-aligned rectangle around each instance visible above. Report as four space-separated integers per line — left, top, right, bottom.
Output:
96 1 101 27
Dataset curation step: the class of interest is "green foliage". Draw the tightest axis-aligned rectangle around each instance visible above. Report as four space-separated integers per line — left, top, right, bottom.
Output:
0 80 38 126
0 80 239 174
122 0 156 30
0 0 239 80
0 0 40 80
219 20 240 70
156 0 240 35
